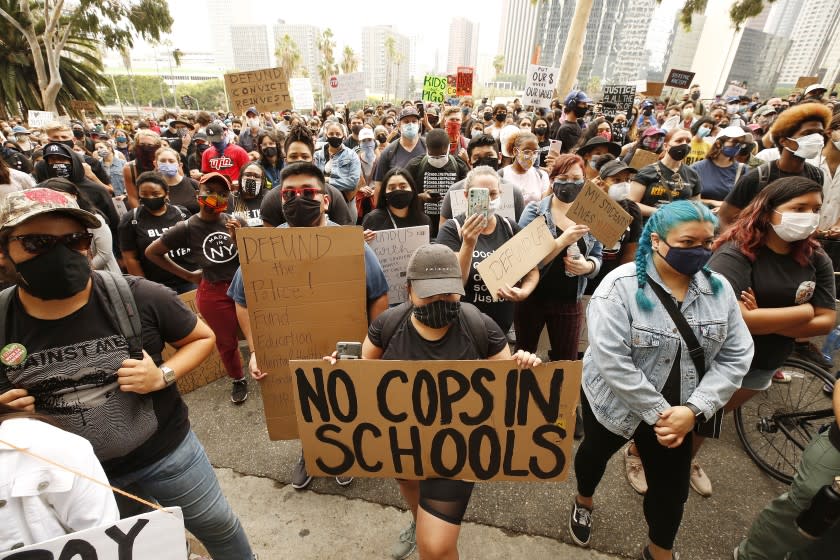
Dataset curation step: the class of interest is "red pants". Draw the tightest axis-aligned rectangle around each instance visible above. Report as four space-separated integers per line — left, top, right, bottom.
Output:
195 279 243 380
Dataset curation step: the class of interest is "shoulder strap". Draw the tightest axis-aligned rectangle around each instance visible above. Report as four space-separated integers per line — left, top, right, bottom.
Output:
0 286 15 389
734 163 745 185
451 217 463 240
459 304 490 356
131 207 139 225
379 302 414 350
95 271 144 360
501 216 514 237
645 275 705 376
757 162 771 190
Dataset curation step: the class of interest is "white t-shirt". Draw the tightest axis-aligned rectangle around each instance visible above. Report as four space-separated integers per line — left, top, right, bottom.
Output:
500 165 549 205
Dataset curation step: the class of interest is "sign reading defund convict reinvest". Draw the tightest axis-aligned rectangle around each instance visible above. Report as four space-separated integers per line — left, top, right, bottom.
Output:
224 66 292 116
291 360 582 481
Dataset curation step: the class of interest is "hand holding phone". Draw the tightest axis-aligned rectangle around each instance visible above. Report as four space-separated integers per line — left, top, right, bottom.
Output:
468 187 490 219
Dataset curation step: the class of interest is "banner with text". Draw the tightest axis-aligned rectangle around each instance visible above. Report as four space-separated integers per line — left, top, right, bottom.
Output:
290 78 315 110
567 181 633 248
423 75 448 103
236 227 368 440
291 359 582 480
224 66 292 115
524 64 558 109
0 508 186 559
329 72 366 104
447 75 457 97
27 110 55 129
368 226 429 305
723 83 748 98
456 67 474 97
601 85 636 120
665 69 695 89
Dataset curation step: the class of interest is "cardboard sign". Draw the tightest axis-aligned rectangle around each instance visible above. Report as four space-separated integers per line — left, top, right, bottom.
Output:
449 183 515 221
27 110 55 129
723 83 747 98
665 69 695 89
161 290 228 394
329 72 366 104
290 77 315 110
236 227 368 440
224 66 292 115
368 226 429 305
643 82 665 98
456 67 474 97
629 148 660 170
602 85 636 120
71 99 97 112
523 64 559 109
476 216 555 302
795 76 819 89
181 95 193 108
447 75 457 97
291 359 582 481
422 75 447 103
0 508 186 559
567 181 633 248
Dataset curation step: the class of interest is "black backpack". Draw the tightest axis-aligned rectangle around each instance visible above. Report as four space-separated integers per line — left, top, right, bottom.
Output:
378 301 490 357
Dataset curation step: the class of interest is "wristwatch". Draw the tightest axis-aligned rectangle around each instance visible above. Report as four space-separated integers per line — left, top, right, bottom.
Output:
160 365 177 387
685 403 704 421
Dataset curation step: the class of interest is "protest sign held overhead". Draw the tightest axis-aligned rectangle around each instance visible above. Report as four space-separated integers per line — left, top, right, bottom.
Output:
629 148 660 170
795 76 820 89
567 181 633 248
329 72 366 104
236 227 368 440
523 64 558 109
456 67 474 97
291 359 582 481
224 66 292 115
447 75 457 97
602 85 636 120
642 82 665 97
368 226 429 305
423 75 448 103
665 69 695 89
27 110 55 128
723 83 748 98
71 99 97 112
290 77 315 110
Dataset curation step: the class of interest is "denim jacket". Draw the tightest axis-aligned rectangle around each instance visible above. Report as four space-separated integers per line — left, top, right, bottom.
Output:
519 196 603 301
314 145 361 195
582 259 754 438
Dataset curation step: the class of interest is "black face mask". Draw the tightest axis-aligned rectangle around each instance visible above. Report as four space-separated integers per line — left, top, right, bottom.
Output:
12 244 91 300
49 162 71 178
385 189 414 209
691 91 701 101
643 108 653 116
136 145 157 160
327 136 344 148
534 126 547 136
283 196 322 227
58 139 74 149
428 116 439 126
350 125 362 135
668 144 691 161
232 128 241 136
553 179 584 202
573 106 588 119
72 129 84 139
376 134 387 143
472 155 500 170
243 177 262 197
196 144 210 156
139 196 166 211
263 146 279 158
483 112 492 121
494 113 507 123
413 300 461 329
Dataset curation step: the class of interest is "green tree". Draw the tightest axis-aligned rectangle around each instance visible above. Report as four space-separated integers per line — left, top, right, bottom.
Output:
101 75 169 107
493 54 505 77
276 33 306 77
176 79 227 112
340 46 358 74
0 0 173 113
317 28 339 102
668 0 774 30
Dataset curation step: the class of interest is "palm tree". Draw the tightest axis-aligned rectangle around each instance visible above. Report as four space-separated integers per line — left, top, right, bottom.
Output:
340 46 358 74
384 35 397 102
317 28 338 102
276 34 304 77
492 55 505 78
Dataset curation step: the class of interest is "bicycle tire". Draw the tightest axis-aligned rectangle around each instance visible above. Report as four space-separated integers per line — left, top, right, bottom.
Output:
734 357 836 485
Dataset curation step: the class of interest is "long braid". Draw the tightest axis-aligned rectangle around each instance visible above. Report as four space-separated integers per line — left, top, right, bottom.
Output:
635 215 656 311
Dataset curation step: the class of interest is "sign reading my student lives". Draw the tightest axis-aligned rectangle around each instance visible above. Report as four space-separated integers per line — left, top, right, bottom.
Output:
236 227 368 440
224 66 292 115
291 360 582 481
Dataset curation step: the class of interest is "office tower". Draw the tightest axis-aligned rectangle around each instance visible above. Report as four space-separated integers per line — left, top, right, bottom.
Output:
497 0 539 76
777 0 840 84
362 26 411 100
230 24 271 71
447 18 479 74
273 21 320 81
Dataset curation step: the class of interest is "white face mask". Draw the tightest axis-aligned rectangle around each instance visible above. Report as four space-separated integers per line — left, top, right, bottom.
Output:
608 182 629 201
772 211 819 242
785 133 825 160
831 137 840 152
487 197 501 217
427 154 449 168
247 118 260 129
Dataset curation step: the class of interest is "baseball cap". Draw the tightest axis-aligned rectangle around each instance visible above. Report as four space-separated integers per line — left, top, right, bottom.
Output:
805 83 827 95
358 128 375 141
194 131 208 142
0 187 101 230
398 106 420 121
406 244 465 298
599 159 637 180
642 127 665 137
245 107 258 117
199 172 231 192
205 122 225 142
11 126 30 135
753 105 776 119
716 126 747 141
564 90 592 107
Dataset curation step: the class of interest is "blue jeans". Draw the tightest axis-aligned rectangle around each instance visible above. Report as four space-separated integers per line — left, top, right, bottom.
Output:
110 430 254 560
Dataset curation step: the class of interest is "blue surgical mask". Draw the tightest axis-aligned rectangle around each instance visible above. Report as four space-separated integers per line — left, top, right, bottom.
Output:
696 127 711 139
158 162 179 177
401 123 419 139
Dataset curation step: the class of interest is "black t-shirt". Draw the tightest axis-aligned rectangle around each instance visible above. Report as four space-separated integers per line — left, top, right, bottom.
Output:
361 209 430 232
405 155 469 216
168 177 199 215
708 241 836 369
368 304 508 360
118 205 194 287
634 161 702 209
1 275 195 477
436 216 519 332
552 122 581 153
724 161 825 210
229 193 265 227
584 199 643 295
259 184 353 227
533 235 584 302
160 213 241 283
374 139 427 182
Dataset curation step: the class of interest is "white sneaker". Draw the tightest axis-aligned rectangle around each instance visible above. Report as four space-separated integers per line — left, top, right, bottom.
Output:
689 460 713 497
624 444 647 494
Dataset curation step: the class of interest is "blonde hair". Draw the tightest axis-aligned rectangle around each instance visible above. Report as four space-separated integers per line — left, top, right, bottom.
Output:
155 146 180 162
134 129 162 146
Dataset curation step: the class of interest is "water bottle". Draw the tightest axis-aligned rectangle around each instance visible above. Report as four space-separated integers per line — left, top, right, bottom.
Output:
796 476 840 539
820 326 840 367
565 242 581 277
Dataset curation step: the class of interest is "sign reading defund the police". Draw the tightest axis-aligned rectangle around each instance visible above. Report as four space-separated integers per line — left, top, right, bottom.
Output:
236 227 367 440
524 64 558 109
224 66 292 116
291 360 582 481
0 508 185 559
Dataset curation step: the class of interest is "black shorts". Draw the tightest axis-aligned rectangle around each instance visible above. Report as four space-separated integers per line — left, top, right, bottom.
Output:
418 478 475 525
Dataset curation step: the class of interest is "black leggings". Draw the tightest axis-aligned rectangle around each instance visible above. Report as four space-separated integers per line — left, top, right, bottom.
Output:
418 479 475 525
574 395 692 550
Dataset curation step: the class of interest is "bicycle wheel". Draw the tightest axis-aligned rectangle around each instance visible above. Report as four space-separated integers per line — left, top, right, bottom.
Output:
734 358 836 484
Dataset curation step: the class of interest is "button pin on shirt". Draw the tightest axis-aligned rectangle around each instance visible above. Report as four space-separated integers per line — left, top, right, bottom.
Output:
37 481 49 491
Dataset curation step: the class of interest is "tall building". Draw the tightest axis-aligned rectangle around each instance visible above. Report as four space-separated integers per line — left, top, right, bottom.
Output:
498 0 538 76
726 28 792 96
362 26 411 100
447 18 479 74
777 0 840 84
273 21 320 82
763 0 806 38
230 25 271 71
206 0 260 71
610 0 657 84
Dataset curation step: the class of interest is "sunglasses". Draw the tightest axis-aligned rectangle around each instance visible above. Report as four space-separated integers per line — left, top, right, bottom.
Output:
281 188 321 203
9 232 93 255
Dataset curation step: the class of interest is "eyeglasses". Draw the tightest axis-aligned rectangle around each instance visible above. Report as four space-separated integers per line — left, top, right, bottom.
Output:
281 188 321 203
9 232 93 255
517 149 537 157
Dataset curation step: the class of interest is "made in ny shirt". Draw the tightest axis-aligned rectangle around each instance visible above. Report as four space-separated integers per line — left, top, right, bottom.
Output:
160 213 242 283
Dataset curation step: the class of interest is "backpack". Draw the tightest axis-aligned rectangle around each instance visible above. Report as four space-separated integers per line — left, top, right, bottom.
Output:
378 301 490 357
755 162 772 191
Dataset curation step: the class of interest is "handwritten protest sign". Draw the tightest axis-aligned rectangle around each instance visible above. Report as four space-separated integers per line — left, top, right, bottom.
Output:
642 82 665 97
71 99 97 112
423 75 447 103
723 83 747 98
476 216 555 302
456 67 474 97
665 69 695 89
236 227 367 440
290 77 315 110
629 148 660 170
291 359 581 481
450 184 515 221
0 508 186 559
447 75 457 97
329 72 365 104
224 66 292 115
523 64 558 109
368 226 429 305
27 110 55 128
161 290 227 394
567 181 633 248
795 76 819 89
602 85 636 120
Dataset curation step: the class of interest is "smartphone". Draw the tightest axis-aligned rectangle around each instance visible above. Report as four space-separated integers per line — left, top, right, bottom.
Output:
336 341 362 360
549 139 562 154
415 101 425 118
468 187 490 219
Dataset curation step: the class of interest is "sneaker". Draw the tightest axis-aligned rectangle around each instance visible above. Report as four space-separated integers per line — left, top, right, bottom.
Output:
642 546 680 560
689 460 713 497
390 520 416 560
231 379 248 404
733 545 740 559
772 369 792 383
574 405 584 440
792 342 833 369
568 498 593 547
291 453 312 490
624 444 648 494
335 475 354 486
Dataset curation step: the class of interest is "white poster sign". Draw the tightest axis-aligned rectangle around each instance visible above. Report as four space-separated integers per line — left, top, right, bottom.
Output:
290 78 315 110
523 64 559 109
368 226 429 305
27 110 55 129
329 72 366 104
450 184 516 222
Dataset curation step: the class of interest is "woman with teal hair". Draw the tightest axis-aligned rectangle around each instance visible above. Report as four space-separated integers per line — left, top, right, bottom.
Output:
568 200 754 560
